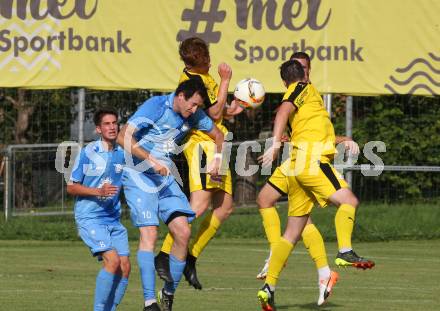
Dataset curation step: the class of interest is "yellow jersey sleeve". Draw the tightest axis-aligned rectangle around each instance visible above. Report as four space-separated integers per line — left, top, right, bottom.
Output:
281 82 308 109
179 69 218 109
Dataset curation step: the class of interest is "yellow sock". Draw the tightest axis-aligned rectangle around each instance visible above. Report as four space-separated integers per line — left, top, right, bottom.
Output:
259 207 281 247
266 238 294 287
302 224 328 269
160 233 174 255
335 204 356 250
189 211 220 258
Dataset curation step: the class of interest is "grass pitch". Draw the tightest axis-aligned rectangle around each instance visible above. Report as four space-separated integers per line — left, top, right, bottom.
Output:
0 239 439 311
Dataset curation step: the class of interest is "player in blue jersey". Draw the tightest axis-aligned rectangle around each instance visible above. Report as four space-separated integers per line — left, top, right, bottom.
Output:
67 108 131 311
117 79 225 311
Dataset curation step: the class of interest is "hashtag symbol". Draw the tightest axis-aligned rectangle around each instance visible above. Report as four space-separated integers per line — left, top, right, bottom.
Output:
177 0 226 44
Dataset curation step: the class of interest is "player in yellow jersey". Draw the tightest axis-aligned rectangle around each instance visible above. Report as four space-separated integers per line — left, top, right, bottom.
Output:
257 60 374 311
256 52 361 306
155 37 243 290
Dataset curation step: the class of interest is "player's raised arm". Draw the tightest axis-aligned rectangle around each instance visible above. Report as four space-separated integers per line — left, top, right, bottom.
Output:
258 102 297 167
207 62 232 121
273 102 297 147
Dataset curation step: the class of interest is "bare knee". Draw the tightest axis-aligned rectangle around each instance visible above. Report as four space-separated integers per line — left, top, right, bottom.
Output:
221 203 234 218
120 257 131 278
257 194 275 209
257 185 280 208
191 195 211 218
348 196 359 208
214 197 234 221
330 188 359 208
138 226 158 251
256 193 265 208
171 224 191 248
342 192 359 208
103 253 121 273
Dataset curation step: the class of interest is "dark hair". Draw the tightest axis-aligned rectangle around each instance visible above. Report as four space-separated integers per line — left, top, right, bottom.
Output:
290 52 311 67
280 60 305 85
179 37 210 68
93 107 118 126
175 78 208 102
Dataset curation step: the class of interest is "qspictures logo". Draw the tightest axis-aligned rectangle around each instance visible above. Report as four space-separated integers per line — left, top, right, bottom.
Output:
0 1 131 72
177 0 364 64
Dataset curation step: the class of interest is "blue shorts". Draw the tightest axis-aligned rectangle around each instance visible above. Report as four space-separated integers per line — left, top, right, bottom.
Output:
77 221 130 258
122 168 195 227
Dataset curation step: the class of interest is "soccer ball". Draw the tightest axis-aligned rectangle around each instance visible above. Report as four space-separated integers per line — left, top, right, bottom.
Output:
234 78 265 109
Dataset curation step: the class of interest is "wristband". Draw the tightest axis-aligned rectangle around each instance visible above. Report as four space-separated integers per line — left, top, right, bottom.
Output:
214 153 222 160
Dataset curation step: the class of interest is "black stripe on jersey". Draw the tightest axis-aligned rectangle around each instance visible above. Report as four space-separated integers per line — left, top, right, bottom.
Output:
200 146 207 189
267 179 287 196
283 82 307 108
183 70 211 108
319 162 341 191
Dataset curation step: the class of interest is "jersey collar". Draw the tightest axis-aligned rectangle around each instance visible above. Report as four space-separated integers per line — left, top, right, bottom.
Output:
93 139 121 153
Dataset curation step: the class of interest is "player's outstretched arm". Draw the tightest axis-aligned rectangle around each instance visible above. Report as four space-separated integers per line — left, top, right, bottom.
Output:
117 124 170 176
224 99 244 119
258 101 297 167
335 136 360 155
207 63 232 121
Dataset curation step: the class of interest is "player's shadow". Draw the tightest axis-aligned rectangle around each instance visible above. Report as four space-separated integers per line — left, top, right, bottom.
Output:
276 302 340 310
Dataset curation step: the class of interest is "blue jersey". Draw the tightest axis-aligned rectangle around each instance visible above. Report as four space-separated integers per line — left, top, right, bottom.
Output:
70 140 125 224
126 93 213 170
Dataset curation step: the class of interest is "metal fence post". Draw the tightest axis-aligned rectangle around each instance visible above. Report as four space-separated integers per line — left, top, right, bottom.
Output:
4 149 11 221
346 96 353 187
323 94 332 117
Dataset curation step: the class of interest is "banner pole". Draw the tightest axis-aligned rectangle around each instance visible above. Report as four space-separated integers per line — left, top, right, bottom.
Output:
78 88 85 147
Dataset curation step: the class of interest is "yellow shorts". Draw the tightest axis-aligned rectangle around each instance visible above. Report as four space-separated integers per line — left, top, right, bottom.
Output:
267 160 313 216
183 139 233 194
267 161 290 195
286 156 348 216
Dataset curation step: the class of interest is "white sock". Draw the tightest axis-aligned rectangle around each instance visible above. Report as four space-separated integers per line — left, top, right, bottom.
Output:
145 299 156 307
164 289 173 296
339 247 352 253
318 266 331 281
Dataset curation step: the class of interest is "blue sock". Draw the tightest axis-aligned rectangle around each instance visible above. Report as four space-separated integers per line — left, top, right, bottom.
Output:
164 254 186 294
94 269 116 311
103 274 121 311
109 276 128 311
137 250 156 301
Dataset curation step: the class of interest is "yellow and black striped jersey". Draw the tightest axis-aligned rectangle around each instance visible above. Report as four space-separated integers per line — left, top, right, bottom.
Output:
178 69 228 142
282 82 336 156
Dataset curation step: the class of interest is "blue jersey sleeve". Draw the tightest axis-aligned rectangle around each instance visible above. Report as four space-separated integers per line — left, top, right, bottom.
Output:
188 108 214 132
70 148 87 183
127 96 166 130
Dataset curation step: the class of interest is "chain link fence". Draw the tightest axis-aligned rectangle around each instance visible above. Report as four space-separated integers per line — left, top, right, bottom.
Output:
1 88 439 217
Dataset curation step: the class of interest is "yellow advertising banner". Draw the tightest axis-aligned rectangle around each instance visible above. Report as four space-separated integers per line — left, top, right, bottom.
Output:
0 0 438 95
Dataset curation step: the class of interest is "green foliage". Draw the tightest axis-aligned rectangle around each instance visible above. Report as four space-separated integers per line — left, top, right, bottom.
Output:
1 202 439 241
332 95 440 201
0 89 74 144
